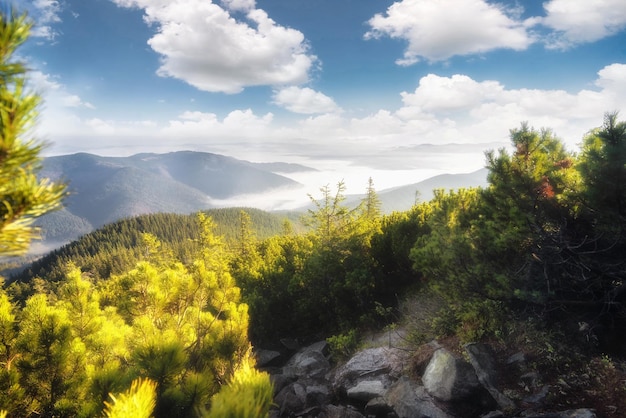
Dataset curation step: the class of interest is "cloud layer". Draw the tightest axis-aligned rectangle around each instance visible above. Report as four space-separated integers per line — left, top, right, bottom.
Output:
37 63 626 169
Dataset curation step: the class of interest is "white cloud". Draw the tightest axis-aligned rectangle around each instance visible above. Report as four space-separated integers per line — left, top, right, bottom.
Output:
28 0 63 41
540 0 626 48
164 109 274 138
272 86 341 114
397 66 626 149
110 0 317 93
364 0 532 64
220 0 255 12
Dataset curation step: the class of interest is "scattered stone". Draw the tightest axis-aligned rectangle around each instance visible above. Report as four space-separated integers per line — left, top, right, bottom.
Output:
333 347 406 390
346 379 387 402
465 343 515 411
283 346 331 379
319 404 365 418
256 348 282 367
270 373 296 395
304 380 332 406
384 377 454 418
364 396 395 417
422 348 482 402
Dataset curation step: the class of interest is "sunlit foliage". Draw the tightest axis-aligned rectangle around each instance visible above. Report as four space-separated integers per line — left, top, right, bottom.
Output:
0 9 66 256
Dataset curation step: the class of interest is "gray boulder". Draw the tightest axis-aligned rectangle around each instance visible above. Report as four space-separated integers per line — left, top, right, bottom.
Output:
422 348 483 401
384 377 454 418
333 346 407 389
465 343 515 411
283 342 331 379
346 379 387 402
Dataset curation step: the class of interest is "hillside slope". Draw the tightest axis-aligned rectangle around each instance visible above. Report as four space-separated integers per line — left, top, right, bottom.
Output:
37 151 310 242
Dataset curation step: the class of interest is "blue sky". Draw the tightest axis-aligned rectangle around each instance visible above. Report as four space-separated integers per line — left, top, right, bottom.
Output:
13 0 626 202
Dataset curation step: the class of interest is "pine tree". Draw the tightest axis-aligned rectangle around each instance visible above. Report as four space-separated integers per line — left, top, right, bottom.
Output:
0 10 66 256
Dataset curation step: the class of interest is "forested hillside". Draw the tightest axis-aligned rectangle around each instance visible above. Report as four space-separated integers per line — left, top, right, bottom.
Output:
9 208 303 288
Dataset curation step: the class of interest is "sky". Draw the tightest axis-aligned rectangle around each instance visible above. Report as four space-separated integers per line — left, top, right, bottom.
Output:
12 0 626 203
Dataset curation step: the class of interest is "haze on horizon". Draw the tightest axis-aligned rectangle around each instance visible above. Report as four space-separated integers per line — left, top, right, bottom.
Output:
16 0 626 194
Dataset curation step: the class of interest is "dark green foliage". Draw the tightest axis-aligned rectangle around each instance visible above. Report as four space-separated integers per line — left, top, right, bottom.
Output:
10 208 301 295
408 116 626 348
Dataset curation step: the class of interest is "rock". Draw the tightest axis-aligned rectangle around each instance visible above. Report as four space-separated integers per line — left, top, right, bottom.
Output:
520 408 596 418
333 347 407 389
274 378 332 416
384 377 454 418
280 337 300 351
364 396 395 417
275 381 307 415
319 404 365 418
522 385 550 406
346 379 387 402
283 346 331 379
256 348 282 367
422 348 483 402
270 373 296 395
465 343 515 411
307 340 330 356
304 380 332 406
507 351 526 365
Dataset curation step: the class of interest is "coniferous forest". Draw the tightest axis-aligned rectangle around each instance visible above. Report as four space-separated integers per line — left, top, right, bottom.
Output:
2 7 626 418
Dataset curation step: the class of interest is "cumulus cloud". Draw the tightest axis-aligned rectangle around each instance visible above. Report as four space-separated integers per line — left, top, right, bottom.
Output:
27 0 63 41
396 65 626 149
364 0 532 64
110 0 317 93
220 0 256 12
540 0 626 48
272 86 341 114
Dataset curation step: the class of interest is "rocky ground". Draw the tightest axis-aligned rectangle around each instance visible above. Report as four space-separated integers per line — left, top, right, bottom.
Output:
255 326 614 418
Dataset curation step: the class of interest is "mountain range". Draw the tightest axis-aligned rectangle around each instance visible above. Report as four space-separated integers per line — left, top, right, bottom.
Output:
35 151 488 246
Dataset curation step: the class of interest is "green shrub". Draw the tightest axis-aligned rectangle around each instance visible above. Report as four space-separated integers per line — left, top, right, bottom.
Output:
206 358 273 418
327 329 359 360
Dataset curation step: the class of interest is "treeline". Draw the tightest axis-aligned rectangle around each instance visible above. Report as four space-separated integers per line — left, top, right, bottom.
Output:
9 208 302 290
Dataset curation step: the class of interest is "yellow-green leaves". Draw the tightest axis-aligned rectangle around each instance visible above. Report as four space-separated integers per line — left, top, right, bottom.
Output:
0 9 66 256
207 355 273 418
103 378 157 418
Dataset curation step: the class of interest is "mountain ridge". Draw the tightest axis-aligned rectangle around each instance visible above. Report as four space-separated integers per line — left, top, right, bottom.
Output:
36 150 488 245
37 151 307 243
